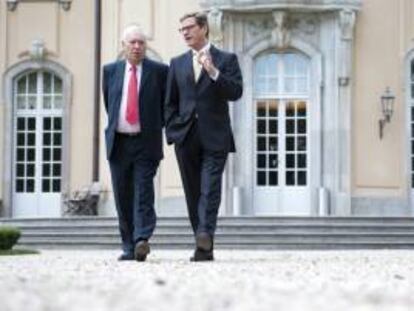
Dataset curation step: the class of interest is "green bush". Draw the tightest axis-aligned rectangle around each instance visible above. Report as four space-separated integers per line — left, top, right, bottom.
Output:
0 227 21 250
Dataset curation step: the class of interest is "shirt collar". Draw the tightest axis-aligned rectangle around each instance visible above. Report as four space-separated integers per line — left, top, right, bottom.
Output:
126 60 142 72
192 42 211 56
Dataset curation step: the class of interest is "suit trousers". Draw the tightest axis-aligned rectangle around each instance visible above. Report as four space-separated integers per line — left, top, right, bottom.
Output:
109 133 159 254
174 121 228 237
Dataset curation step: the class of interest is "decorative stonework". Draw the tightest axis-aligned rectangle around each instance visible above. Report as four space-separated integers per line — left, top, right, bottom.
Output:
208 8 224 45
200 0 362 12
339 9 356 40
18 39 57 60
271 11 290 49
7 0 72 12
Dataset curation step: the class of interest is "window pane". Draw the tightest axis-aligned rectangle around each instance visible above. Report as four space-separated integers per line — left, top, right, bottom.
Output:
298 154 307 168
257 137 266 151
54 118 62 130
286 154 295 168
27 148 35 161
17 96 26 109
28 118 36 130
55 76 62 93
43 96 52 109
27 133 35 146
17 164 24 177
269 120 277 134
17 148 25 161
43 148 51 161
16 179 24 192
17 133 25 146
269 154 278 168
286 137 295 151
298 119 306 134
28 96 37 109
44 118 51 130
17 118 25 130
28 73 37 93
27 179 35 192
257 102 266 117
42 179 50 192
269 101 278 116
257 120 266 134
257 154 266 168
297 102 307 117
297 137 307 151
44 72 52 94
27 164 35 177
53 179 61 192
53 149 61 161
286 171 295 185
286 120 295 134
54 95 63 109
257 171 266 186
42 164 50 177
43 133 51 146
53 164 61 176
53 133 62 145
269 137 278 151
298 171 306 185
17 78 26 94
269 171 278 186
286 102 295 117
284 78 294 93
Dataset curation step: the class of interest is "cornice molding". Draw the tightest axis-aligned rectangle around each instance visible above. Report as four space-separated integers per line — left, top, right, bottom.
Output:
199 0 362 12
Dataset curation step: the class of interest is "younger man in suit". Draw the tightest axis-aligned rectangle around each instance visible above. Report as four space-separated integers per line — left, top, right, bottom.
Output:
165 12 243 261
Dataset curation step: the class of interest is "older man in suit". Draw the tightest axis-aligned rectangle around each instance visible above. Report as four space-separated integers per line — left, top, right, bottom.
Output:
103 25 168 261
165 12 243 261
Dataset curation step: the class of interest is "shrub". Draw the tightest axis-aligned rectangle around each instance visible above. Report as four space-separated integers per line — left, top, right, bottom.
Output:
0 227 21 250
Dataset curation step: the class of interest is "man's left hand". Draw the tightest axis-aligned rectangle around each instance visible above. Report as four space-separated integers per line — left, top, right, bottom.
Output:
198 51 219 78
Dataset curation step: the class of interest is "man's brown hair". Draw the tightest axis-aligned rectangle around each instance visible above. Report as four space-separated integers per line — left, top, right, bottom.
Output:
180 12 209 38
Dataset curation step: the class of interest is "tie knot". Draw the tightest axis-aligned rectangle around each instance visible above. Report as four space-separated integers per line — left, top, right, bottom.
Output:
130 65 137 73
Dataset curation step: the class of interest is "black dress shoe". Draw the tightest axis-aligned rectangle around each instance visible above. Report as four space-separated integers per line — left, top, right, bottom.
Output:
196 232 213 251
134 240 150 262
190 249 214 262
118 253 135 261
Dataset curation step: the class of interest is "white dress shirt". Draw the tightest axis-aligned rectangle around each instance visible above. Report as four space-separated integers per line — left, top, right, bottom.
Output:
117 61 142 133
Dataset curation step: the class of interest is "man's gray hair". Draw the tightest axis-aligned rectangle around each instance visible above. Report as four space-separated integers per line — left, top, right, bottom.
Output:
121 24 147 42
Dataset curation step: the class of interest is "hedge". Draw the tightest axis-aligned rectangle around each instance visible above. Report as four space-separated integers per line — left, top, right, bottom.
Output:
0 227 21 250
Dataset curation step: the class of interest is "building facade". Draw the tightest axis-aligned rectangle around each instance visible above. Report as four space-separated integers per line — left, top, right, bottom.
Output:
0 0 413 218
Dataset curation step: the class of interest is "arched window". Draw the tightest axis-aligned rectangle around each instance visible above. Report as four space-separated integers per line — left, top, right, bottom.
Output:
253 51 311 215
13 70 64 216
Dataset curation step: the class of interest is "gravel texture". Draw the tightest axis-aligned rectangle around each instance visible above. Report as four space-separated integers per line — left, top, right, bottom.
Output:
1 250 414 311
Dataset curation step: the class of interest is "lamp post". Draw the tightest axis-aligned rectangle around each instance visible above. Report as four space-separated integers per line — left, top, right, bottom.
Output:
379 87 395 139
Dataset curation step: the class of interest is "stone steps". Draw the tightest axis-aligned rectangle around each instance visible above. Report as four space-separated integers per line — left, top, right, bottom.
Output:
2 216 414 249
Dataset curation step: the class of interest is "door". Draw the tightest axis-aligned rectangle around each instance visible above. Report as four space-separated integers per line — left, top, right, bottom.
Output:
13 71 63 217
253 52 311 215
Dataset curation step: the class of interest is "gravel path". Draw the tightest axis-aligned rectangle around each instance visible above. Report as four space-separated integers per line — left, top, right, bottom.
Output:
1 250 414 311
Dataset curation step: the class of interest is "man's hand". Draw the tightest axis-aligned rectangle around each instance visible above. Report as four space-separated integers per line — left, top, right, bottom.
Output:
198 50 219 78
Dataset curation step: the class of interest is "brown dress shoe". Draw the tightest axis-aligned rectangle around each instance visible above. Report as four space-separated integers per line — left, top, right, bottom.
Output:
134 240 150 262
190 249 214 262
196 232 213 251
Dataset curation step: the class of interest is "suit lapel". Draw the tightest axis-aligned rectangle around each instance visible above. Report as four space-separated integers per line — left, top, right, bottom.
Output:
183 50 196 87
140 58 150 93
113 61 126 113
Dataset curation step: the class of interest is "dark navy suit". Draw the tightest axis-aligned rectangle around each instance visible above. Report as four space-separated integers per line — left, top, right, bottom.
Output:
165 45 243 238
103 58 168 255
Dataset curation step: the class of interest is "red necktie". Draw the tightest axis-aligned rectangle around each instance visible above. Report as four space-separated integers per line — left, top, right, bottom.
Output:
126 65 139 125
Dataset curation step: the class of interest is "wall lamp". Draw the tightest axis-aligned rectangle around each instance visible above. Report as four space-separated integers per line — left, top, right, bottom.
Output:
379 87 395 139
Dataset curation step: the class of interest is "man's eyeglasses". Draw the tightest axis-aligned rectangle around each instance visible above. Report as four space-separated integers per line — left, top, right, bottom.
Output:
178 24 197 33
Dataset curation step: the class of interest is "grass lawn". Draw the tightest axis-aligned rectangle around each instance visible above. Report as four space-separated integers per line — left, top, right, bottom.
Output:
0 249 39 256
